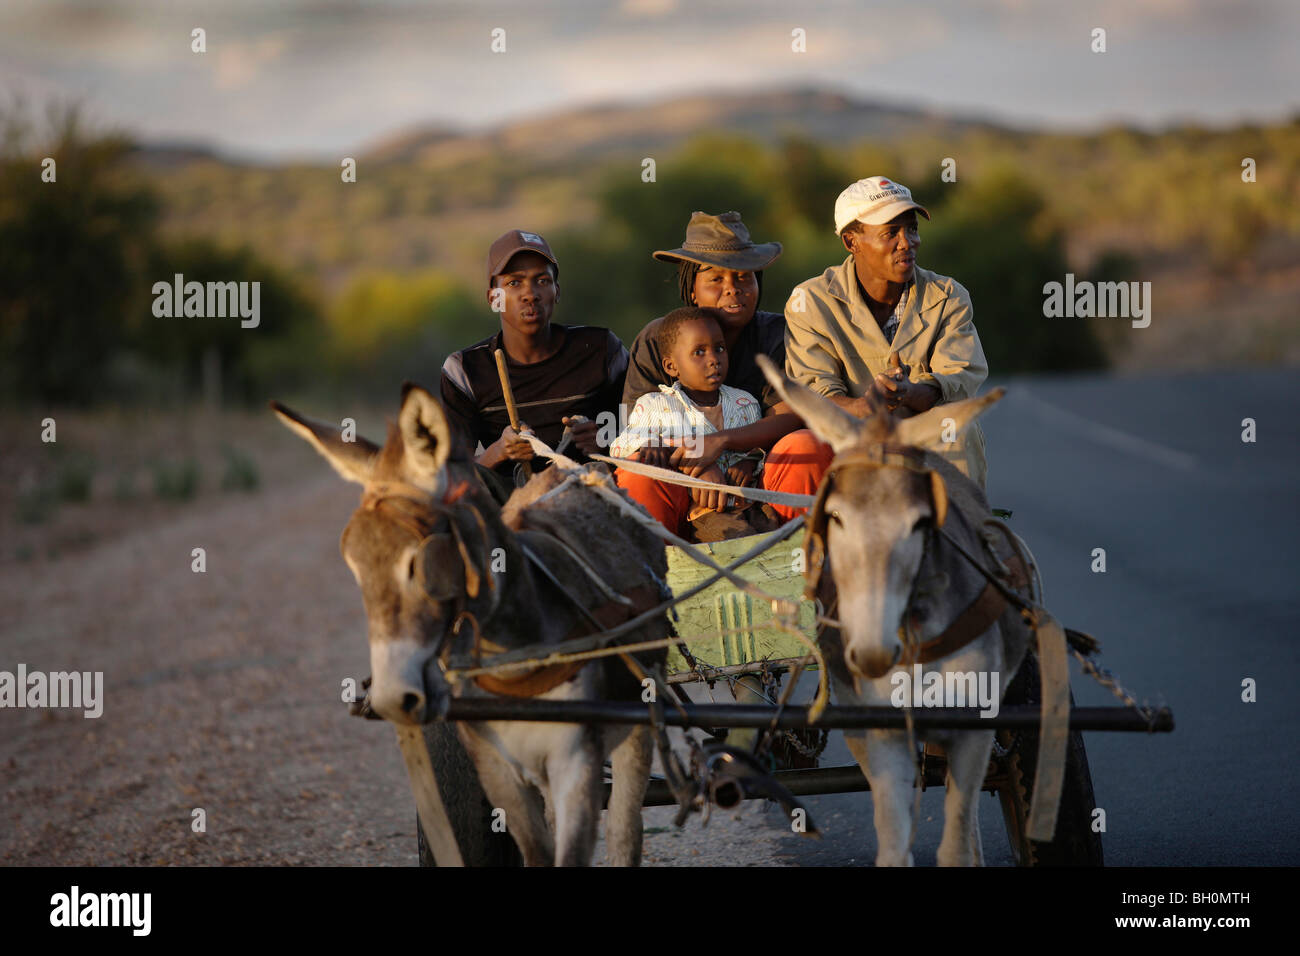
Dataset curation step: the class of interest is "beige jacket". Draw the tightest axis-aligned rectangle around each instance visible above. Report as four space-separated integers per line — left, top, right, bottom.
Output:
784 258 989 487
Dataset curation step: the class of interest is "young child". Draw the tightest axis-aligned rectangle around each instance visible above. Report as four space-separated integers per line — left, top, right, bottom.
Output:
611 307 766 536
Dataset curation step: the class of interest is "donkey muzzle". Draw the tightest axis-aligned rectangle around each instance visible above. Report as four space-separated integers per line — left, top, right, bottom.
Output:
368 639 449 725
847 641 902 681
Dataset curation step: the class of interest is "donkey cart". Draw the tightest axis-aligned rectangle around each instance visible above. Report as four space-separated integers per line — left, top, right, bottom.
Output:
275 378 1173 867
389 521 1173 867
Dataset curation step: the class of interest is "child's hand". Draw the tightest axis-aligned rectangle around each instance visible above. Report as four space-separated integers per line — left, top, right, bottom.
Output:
631 444 676 470
726 458 757 488
667 432 728 471
689 465 732 512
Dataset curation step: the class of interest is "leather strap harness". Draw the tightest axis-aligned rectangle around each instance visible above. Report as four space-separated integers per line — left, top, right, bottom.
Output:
803 444 948 602
901 549 1029 665
804 443 1030 667
470 582 663 697
361 479 654 699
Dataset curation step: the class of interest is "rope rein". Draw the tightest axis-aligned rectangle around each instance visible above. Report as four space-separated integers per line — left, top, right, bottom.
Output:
361 435 1154 732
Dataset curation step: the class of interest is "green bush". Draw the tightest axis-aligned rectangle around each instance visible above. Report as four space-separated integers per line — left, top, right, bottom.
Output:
141 238 325 404
16 485 57 525
54 454 95 502
921 168 1107 373
113 470 139 502
0 103 160 404
220 445 260 492
152 458 199 501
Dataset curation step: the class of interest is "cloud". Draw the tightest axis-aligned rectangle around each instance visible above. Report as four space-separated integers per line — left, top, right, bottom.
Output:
0 0 1293 159
213 33 288 90
618 0 679 18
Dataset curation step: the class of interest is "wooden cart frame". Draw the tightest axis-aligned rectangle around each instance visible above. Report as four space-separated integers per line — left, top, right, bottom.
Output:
357 525 1173 867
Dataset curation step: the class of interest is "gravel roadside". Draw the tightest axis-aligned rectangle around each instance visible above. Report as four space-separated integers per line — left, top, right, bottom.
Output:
1 472 811 866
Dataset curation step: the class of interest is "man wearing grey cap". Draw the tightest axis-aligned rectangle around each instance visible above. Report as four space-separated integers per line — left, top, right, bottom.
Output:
440 229 628 484
784 176 989 486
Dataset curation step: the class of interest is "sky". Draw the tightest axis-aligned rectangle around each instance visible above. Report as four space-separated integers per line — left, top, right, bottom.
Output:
1 0 1296 161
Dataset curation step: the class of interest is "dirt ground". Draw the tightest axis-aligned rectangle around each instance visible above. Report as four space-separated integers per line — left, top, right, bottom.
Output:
0 413 808 866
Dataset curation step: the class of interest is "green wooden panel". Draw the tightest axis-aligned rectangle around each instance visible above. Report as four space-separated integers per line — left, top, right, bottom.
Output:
664 529 820 675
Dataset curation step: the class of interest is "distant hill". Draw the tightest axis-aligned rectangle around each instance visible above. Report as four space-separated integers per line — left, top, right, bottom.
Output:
359 125 465 165
127 142 246 169
354 87 999 168
129 87 999 172
126 85 1010 290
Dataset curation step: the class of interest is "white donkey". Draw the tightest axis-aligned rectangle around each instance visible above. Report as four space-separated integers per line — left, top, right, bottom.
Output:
759 357 1031 866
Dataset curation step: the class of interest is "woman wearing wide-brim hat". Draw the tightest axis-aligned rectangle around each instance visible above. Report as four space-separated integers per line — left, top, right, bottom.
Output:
623 211 784 414
616 210 834 535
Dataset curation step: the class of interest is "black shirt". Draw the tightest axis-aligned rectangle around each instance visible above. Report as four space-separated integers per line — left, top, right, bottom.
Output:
622 310 788 413
440 325 628 476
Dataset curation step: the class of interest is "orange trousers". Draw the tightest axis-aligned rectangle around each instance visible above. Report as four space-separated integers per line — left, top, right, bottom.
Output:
614 429 834 538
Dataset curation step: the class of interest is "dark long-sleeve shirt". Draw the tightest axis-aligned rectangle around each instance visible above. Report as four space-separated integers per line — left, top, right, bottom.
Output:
440 325 628 476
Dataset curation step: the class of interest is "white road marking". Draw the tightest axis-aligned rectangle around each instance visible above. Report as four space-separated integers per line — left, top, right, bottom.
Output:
1016 389 1200 472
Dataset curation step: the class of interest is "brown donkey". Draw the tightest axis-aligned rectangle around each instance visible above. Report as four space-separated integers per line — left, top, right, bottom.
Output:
274 384 668 865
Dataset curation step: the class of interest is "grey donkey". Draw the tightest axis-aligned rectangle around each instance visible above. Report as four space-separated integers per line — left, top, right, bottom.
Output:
274 384 669 865
758 356 1031 866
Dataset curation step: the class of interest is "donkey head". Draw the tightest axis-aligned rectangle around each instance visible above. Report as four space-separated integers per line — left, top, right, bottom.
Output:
756 356 1002 682
273 384 500 725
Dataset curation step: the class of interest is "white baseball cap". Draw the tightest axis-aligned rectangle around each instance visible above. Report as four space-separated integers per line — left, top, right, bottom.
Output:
833 176 931 235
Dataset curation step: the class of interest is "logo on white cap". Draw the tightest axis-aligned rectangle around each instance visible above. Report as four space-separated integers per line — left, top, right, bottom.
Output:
834 176 929 234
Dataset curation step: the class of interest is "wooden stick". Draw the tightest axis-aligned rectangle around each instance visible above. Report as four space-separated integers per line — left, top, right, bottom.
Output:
494 348 531 476
494 348 522 431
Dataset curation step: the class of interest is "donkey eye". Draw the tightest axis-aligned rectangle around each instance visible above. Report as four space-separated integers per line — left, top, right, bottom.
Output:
407 555 417 580
829 510 843 525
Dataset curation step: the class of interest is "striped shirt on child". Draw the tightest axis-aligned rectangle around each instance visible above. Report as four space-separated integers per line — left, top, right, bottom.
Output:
610 382 761 473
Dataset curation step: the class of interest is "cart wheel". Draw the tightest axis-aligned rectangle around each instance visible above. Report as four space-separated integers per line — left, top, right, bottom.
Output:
416 721 522 867
996 651 1104 867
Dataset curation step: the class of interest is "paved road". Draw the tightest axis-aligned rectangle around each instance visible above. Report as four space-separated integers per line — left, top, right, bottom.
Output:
776 368 1300 865
4 369 1294 866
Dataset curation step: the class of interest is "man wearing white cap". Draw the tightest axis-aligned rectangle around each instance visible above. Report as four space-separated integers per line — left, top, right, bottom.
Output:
784 176 989 486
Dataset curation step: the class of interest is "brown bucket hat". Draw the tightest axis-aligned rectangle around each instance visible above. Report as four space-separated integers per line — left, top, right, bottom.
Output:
653 211 782 271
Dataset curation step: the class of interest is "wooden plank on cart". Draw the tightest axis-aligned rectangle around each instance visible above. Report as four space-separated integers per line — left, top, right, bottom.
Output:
395 725 465 867
1026 610 1070 842
665 529 819 674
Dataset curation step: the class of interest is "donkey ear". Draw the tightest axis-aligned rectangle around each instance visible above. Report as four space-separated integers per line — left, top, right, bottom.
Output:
398 382 452 487
271 401 378 485
756 354 863 453
895 388 1005 451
